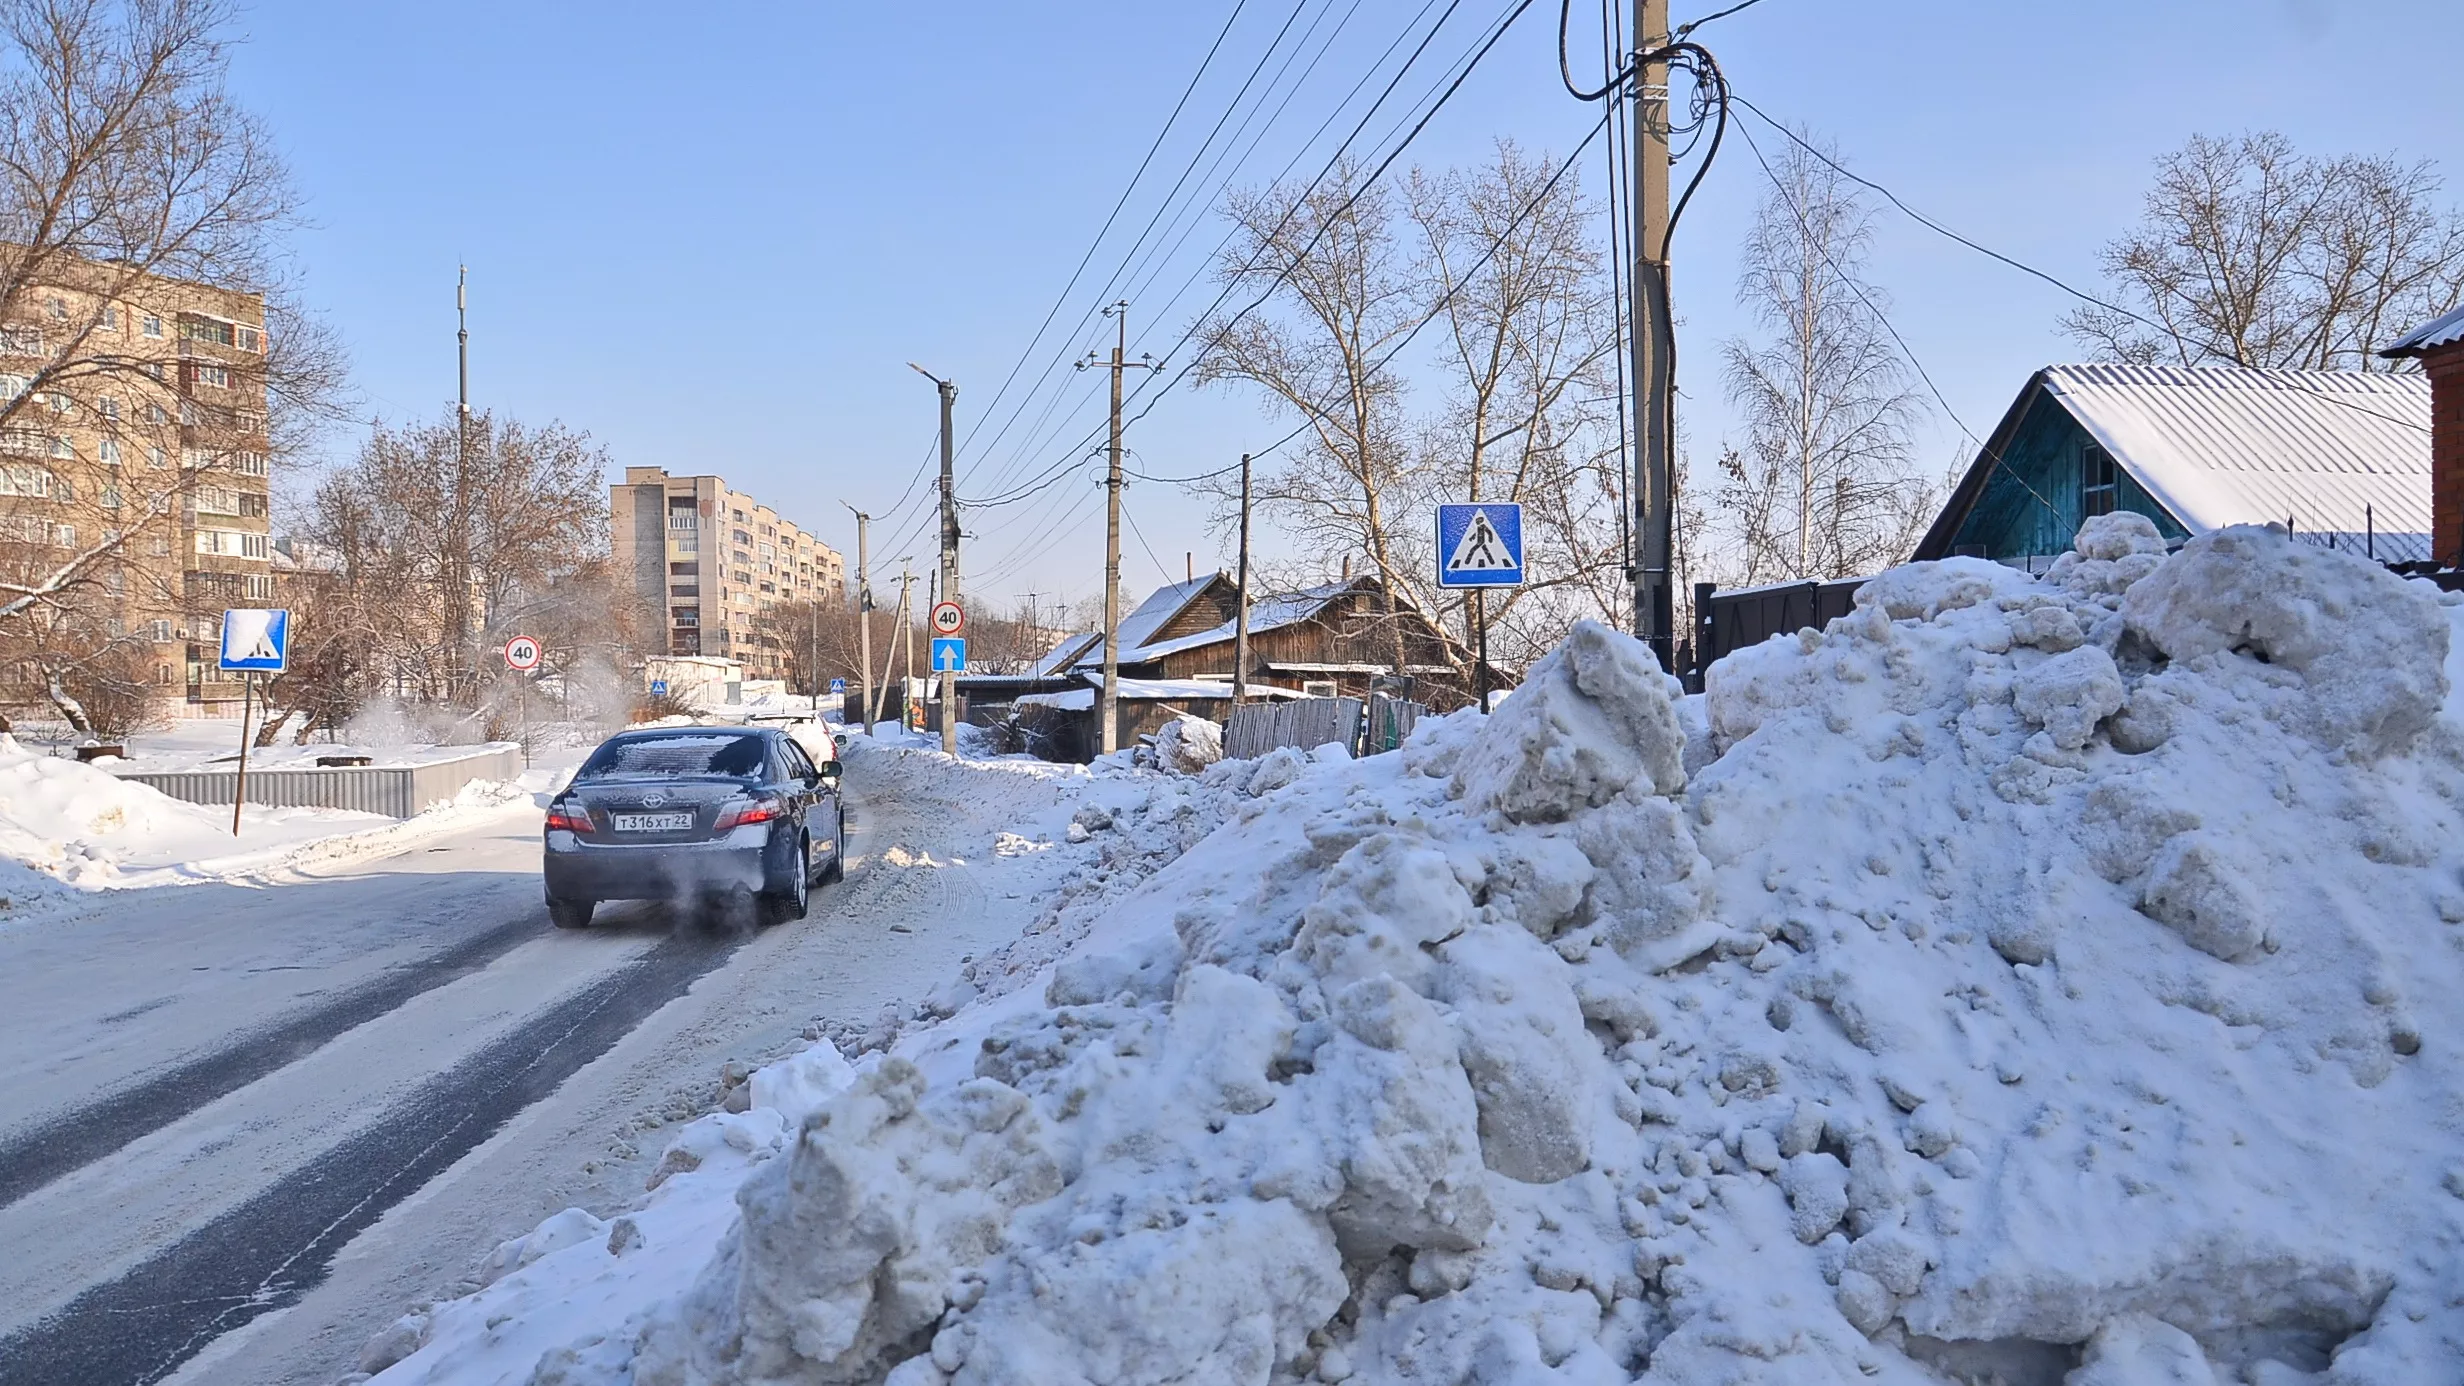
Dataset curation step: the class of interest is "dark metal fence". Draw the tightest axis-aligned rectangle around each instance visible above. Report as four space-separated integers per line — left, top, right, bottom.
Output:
1689 578 1866 690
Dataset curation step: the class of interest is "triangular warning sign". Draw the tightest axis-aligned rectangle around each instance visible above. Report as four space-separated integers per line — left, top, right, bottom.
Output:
1445 508 1516 572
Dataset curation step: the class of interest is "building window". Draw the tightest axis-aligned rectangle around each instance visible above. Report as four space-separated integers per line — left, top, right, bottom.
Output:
148 445 166 469
182 318 237 348
666 509 697 529
191 363 229 389
238 325 261 352
146 402 169 424
53 523 73 547
45 297 66 321
670 584 699 597
101 306 118 331
141 314 162 338
234 451 266 476
42 391 67 415
672 608 699 627
98 395 119 420
100 484 121 510
239 492 266 518
98 437 120 465
0 373 26 398
180 401 199 425
669 561 699 575
2082 444 2118 518
48 434 69 458
0 326 40 355
150 619 172 641
0 464 48 497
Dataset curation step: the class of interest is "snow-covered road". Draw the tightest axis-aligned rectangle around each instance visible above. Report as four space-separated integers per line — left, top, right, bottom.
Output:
0 739 1103 1386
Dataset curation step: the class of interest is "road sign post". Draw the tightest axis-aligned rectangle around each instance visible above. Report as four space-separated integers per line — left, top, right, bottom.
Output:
219 609 291 835
502 636 542 765
1435 504 1525 714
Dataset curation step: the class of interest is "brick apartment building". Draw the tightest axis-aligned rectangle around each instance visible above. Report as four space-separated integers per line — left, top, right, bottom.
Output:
610 467 845 679
0 261 273 717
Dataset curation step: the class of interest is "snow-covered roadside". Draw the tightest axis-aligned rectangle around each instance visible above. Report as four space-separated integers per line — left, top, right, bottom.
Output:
376 518 2464 1386
0 736 575 928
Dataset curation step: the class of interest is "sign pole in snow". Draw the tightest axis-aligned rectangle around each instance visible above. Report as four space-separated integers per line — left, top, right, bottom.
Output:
1435 504 1524 714
219 608 291 836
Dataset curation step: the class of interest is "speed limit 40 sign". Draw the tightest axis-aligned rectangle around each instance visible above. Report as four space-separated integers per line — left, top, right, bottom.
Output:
929 601 964 636
503 635 543 671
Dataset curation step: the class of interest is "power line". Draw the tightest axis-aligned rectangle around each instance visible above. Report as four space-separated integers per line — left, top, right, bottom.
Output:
1727 92 2432 435
1674 0 1767 38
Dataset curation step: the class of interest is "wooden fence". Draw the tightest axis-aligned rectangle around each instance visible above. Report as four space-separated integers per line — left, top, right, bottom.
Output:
1224 697 1363 761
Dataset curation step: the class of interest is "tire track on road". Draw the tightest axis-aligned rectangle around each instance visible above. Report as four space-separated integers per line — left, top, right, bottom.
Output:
0 923 751 1386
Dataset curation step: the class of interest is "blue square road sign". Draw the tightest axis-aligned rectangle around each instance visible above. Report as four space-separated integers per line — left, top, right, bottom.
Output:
218 608 290 671
828 677 847 695
649 679 669 696
930 637 966 673
1435 503 1524 588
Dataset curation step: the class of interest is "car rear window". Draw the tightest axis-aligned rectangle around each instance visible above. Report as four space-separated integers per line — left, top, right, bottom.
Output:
576 733 768 780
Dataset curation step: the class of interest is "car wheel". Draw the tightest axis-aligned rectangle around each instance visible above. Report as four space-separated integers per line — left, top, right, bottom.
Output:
821 810 846 884
761 837 810 925
547 897 594 930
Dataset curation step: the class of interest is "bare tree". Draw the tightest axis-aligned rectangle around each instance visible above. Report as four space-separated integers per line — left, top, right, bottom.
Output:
306 409 609 705
0 0 345 633
1401 140 1624 671
1718 131 1929 585
2064 131 2464 370
1195 167 1419 668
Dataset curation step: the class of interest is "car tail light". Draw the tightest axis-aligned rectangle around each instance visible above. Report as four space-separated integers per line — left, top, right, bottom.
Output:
714 798 783 832
545 805 593 833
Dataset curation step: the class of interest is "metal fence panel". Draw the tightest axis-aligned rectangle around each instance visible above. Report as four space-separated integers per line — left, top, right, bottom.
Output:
114 745 524 819
1691 578 1866 689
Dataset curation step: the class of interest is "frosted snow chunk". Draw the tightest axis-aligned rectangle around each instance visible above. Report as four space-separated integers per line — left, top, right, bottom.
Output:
1046 928 1180 1006
1484 830 1594 938
2010 645 2125 751
1852 557 2037 621
1452 620 1684 822
1315 976 1494 1253
1574 794 1709 956
1435 925 1602 1184
1162 965 1292 1116
2066 1312 2214 1386
943 1199 1343 1385
2138 832 2268 962
1779 1152 1850 1244
1846 1227 1931 1297
1151 715 1223 774
2122 524 2449 758
1835 1267 1896 1334
747 1043 857 1127
1294 833 1475 994
2073 511 2170 562
1246 746 1309 796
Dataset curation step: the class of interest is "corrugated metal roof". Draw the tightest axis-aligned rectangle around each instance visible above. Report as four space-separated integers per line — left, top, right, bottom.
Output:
2381 303 2464 357
2042 364 2433 563
1125 580 1359 663
1032 632 1101 678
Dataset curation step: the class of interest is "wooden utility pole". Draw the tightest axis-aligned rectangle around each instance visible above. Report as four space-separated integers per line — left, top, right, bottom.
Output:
910 364 961 754
895 565 916 729
1232 453 1252 706
1078 302 1157 756
843 504 873 730
1629 0 1675 669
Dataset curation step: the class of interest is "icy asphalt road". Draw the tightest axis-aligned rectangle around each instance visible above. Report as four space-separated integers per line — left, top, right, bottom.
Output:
0 757 1061 1386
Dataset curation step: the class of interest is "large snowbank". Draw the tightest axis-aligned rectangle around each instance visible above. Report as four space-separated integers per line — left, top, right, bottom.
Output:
381 519 2464 1386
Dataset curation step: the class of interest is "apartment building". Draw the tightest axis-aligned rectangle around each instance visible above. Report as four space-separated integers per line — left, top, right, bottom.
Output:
610 467 846 679
0 260 273 716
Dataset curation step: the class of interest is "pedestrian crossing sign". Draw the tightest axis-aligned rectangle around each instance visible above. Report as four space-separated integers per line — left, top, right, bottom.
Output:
1436 503 1524 588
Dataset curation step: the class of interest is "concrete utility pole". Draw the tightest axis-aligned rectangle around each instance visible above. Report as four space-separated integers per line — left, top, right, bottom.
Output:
910 364 960 755
843 504 873 731
1629 0 1676 670
896 565 916 728
453 265 474 697
1078 302 1157 756
1232 453 1253 707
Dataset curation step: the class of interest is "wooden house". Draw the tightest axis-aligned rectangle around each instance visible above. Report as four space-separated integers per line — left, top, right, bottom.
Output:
1917 364 2432 568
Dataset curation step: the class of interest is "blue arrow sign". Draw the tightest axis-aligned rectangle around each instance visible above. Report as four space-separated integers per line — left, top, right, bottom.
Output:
218 608 290 671
930 636 966 673
828 677 847 695
1436 503 1524 588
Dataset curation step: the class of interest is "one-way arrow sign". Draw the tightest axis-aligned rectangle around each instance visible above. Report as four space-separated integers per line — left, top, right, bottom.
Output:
930 636 966 673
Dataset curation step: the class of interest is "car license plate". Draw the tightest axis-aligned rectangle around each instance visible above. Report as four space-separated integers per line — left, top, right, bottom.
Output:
612 811 694 832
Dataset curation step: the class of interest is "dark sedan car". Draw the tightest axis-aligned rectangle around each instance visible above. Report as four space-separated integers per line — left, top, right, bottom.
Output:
541 725 844 928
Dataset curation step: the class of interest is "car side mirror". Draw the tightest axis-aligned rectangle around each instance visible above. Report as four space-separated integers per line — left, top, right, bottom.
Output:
816 761 841 782
831 732 848 751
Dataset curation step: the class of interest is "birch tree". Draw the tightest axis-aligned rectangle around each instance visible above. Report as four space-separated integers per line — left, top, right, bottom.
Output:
2064 131 2464 371
1718 131 1929 584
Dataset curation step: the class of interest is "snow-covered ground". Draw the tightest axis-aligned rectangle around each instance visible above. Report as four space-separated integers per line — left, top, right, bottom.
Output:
365 518 2464 1386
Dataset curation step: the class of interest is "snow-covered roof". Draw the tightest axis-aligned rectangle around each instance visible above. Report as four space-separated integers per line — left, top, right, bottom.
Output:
2381 303 2464 357
2043 364 2433 562
1122 580 1360 663
1069 576 1221 669
1082 674 1302 700
1033 632 1101 678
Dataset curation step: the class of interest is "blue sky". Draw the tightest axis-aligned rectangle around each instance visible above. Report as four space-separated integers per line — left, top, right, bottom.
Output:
230 0 2464 612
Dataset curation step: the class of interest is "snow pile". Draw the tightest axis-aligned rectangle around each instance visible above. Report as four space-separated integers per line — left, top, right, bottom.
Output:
389 517 2464 1386
1151 714 1224 776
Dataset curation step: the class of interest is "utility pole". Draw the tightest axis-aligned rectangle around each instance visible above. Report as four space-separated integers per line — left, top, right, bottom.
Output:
909 364 960 754
1077 302 1157 756
1629 0 1675 671
453 265 474 700
895 565 916 729
843 503 873 731
1232 453 1253 707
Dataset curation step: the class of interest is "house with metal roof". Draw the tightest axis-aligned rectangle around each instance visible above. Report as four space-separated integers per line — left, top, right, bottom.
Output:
1914 364 2433 567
